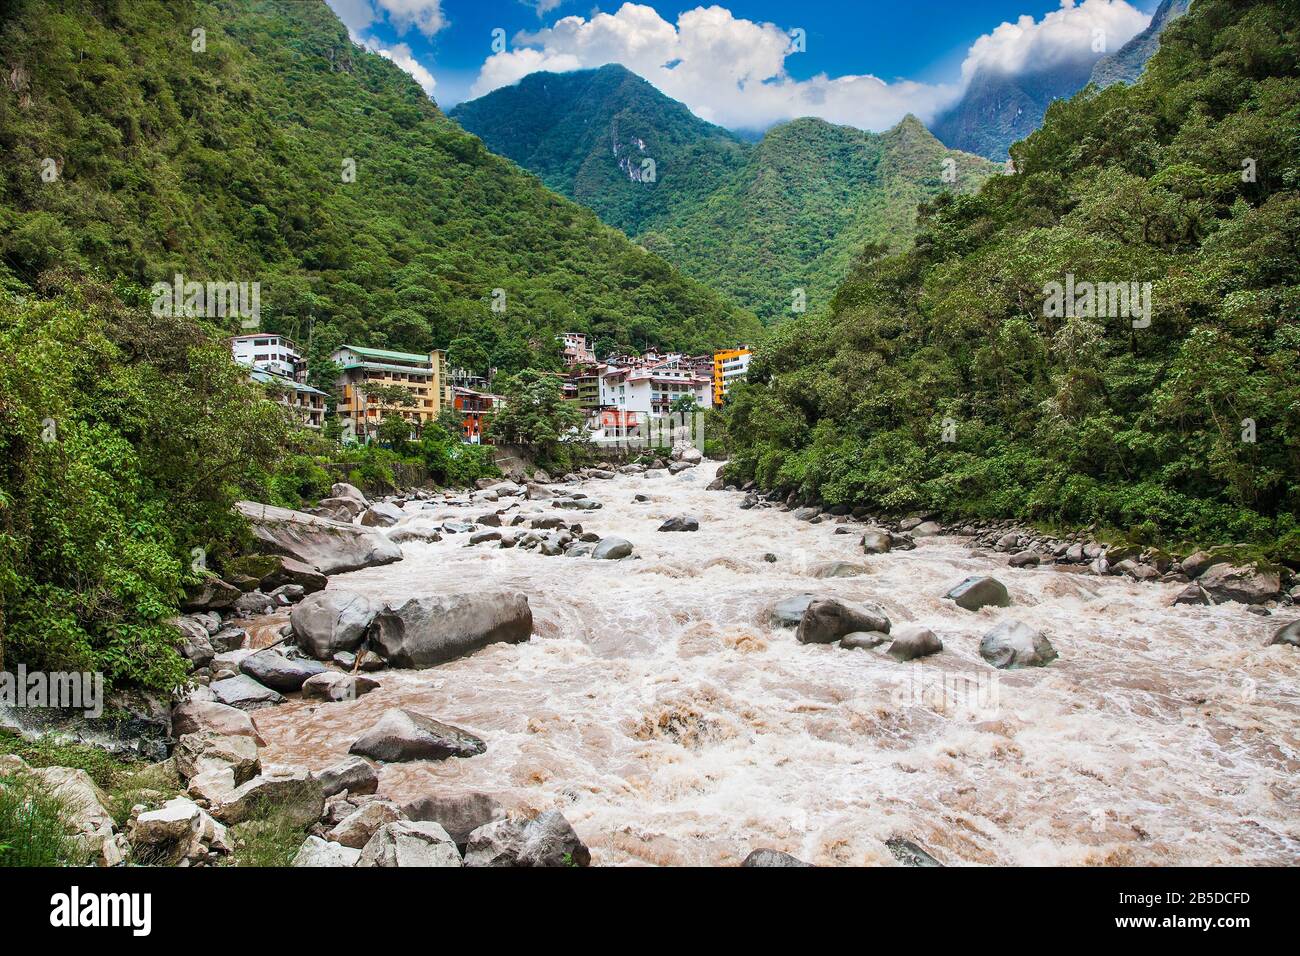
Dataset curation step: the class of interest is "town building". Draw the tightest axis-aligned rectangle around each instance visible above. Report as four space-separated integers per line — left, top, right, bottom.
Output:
558 332 596 367
331 345 451 442
231 333 302 379
600 356 712 417
249 368 327 429
452 386 504 444
713 347 752 405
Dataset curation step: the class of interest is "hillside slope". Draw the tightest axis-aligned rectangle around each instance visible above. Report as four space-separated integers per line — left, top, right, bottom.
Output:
453 66 997 323
0 0 760 369
725 0 1300 553
1090 0 1193 88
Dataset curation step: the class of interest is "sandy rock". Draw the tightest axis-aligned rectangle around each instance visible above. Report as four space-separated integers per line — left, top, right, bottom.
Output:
357 821 462 867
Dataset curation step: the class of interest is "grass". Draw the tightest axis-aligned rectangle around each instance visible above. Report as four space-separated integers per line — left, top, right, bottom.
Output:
0 768 89 866
0 729 137 791
227 800 311 867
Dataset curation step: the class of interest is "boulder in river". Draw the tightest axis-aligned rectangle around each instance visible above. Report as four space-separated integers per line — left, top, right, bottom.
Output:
1196 563 1280 605
239 648 328 692
290 590 377 660
301 671 380 702
945 575 1010 611
402 792 506 846
811 561 868 578
235 500 402 575
740 848 813 867
1269 619 1299 647
209 674 285 711
769 593 820 628
349 708 486 762
358 821 462 867
839 631 890 651
658 515 700 532
463 810 590 867
592 536 633 560
979 620 1058 669
885 837 942 867
367 591 533 668
316 756 379 799
886 625 943 661
861 530 892 555
797 598 890 645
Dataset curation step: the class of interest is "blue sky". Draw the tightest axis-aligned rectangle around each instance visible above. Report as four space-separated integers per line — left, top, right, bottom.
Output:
326 0 1159 129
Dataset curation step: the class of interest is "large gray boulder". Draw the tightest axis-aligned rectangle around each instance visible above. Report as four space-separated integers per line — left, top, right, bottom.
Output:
172 699 262 742
29 766 127 866
1269 619 1300 647
315 756 379 799
1196 564 1280 605
181 577 241 612
861 530 892 554
592 536 633 560
367 592 533 669
945 575 1010 611
209 674 285 711
797 598 890 645
770 593 820 628
239 649 328 692
463 811 590 867
741 848 812 867
328 800 408 849
886 625 943 661
213 768 325 827
360 501 404 528
301 671 380 702
349 708 486 762
402 792 506 845
290 590 377 660
979 620 1058 669
235 501 402 575
174 731 260 786
357 821 462 867
658 515 700 532
292 836 361 867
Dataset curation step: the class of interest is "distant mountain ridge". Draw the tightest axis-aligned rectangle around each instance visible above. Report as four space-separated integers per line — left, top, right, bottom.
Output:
452 65 997 322
1090 0 1193 88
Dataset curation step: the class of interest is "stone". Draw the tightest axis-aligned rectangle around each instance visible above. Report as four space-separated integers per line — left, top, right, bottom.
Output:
911 521 943 537
235 501 402 575
885 837 941 867
301 671 381 702
592 537 633 560
182 577 241 612
210 674 285 711
1269 620 1300 647
945 575 1010 611
1181 551 1228 579
402 792 506 845
899 517 923 532
797 598 890 645
367 591 533 669
260 556 327 594
1172 583 1211 606
232 590 276 616
29 766 125 867
792 507 820 521
740 848 812 867
316 756 379 799
886 625 943 661
239 649 328 692
208 627 247 654
130 796 230 865
360 502 404 528
861 530 892 554
290 590 377 660
1196 564 1280 605
187 767 237 804
810 561 868 578
769 593 819 629
349 708 487 762
469 529 502 545
357 820 462 867
172 616 215 668
174 731 260 786
1008 550 1041 568
213 768 325 827
292 836 361 868
328 800 408 849
172 699 262 742
658 515 700 532
269 584 306 604
463 811 590 868
979 621 1058 669
839 631 890 651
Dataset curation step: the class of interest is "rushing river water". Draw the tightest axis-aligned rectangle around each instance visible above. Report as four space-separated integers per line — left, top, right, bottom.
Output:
253 467 1300 866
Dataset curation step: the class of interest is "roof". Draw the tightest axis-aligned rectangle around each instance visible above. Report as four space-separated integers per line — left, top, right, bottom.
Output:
340 344 432 364
339 361 433 375
249 368 328 396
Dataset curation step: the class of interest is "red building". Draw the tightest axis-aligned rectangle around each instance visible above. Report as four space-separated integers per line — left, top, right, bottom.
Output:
453 386 501 444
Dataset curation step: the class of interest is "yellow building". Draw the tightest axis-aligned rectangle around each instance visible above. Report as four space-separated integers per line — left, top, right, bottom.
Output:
712 347 752 406
332 345 451 442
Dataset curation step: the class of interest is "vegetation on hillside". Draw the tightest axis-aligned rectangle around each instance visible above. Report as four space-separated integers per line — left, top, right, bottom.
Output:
453 66 997 323
725 0 1300 557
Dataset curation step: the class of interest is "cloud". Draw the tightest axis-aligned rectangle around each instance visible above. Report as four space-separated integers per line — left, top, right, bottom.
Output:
472 3 958 131
326 0 448 39
960 0 1148 80
367 40 438 95
468 1 1151 133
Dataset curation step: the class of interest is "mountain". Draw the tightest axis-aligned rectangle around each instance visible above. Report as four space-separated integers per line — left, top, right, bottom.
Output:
930 56 1099 161
0 0 760 369
724 0 1300 555
1089 0 1193 88
453 65 997 324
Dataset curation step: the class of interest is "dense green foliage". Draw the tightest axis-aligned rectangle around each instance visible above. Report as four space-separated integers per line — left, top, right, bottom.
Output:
0 0 759 371
727 0 1300 556
454 66 997 323
489 369 589 472
0 765 85 866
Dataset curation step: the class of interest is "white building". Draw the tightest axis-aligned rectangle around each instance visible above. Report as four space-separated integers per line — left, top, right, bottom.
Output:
232 333 301 379
599 356 711 417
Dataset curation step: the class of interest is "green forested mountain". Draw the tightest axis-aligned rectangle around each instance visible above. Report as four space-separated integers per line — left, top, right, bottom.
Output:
0 0 760 369
726 0 1300 554
453 67 997 323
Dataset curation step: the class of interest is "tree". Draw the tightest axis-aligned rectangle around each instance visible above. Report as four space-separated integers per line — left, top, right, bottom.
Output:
489 369 587 468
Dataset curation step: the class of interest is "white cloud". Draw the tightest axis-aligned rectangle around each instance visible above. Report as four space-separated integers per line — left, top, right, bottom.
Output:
325 0 449 39
472 3 957 131
363 39 438 95
468 1 1151 133
960 0 1149 80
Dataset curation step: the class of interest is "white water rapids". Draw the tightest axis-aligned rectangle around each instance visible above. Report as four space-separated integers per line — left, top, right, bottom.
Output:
253 467 1300 866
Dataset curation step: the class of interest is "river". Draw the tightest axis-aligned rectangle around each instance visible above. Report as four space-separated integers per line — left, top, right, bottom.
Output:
252 466 1300 866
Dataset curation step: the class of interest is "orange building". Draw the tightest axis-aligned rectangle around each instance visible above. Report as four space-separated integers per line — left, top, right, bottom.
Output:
712 347 752 406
